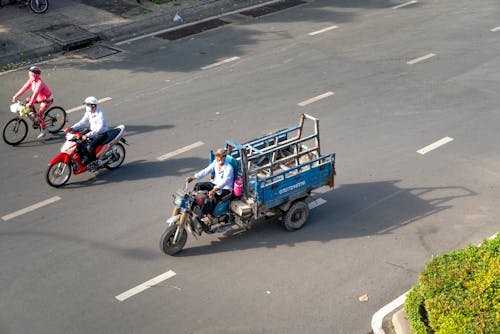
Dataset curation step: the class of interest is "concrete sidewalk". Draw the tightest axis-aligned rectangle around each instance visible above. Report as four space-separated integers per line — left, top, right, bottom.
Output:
0 0 266 68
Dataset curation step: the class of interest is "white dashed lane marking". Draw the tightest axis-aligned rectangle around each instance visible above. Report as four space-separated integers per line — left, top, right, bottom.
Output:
491 26 500 32
308 197 327 209
392 0 418 9
308 25 338 36
157 141 205 161
1 196 62 221
66 97 113 114
114 197 327 301
201 57 240 70
417 137 453 155
115 270 177 302
407 53 436 65
298 92 334 107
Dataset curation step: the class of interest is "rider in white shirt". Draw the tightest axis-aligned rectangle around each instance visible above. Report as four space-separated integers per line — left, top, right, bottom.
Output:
187 148 234 218
68 96 108 169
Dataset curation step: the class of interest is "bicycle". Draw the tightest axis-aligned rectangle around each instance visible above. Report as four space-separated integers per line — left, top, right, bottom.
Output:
3 100 66 145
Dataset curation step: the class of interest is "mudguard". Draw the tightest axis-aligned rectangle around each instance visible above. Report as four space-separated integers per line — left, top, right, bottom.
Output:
48 153 70 166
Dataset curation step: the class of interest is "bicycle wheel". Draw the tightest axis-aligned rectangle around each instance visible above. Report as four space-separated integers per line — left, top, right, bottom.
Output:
3 118 28 145
29 0 49 14
44 106 66 134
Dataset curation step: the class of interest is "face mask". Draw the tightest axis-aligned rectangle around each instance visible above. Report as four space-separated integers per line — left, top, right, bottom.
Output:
218 159 224 166
85 106 92 113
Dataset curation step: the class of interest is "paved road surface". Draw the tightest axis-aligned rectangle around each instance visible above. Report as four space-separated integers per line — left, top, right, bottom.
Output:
1 0 500 333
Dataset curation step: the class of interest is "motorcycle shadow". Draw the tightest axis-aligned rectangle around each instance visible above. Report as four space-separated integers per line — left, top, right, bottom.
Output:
174 180 477 257
62 156 208 188
174 219 290 257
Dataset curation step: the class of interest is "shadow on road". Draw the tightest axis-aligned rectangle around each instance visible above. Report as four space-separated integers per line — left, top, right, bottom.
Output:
175 180 477 256
48 0 419 74
61 156 207 188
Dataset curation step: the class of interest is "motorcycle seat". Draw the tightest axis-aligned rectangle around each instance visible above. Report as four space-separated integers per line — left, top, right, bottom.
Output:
102 128 121 144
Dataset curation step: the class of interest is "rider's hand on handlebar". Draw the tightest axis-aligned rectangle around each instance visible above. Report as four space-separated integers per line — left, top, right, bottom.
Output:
82 135 88 141
186 176 195 183
11 96 16 103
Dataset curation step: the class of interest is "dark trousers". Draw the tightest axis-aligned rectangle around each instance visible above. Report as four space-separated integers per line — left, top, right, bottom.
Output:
79 133 108 165
194 182 231 216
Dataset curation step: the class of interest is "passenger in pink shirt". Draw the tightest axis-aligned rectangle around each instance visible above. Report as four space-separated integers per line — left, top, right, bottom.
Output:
12 66 53 139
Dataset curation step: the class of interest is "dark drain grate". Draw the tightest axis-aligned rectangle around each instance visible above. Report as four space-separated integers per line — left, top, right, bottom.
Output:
75 45 121 60
38 25 99 51
156 19 230 40
239 0 307 17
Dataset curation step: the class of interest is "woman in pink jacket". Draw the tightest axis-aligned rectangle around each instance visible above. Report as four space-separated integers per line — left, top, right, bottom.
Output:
12 66 53 139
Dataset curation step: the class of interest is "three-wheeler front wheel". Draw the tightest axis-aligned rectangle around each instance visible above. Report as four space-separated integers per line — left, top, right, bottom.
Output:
283 200 309 231
159 225 187 255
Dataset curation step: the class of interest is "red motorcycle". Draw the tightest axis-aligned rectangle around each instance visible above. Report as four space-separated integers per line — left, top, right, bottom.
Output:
46 125 127 187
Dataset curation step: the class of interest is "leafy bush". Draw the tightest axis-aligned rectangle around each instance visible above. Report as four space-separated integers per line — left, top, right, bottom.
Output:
405 234 500 334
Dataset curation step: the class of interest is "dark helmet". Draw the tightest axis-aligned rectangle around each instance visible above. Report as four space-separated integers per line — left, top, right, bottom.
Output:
29 66 41 75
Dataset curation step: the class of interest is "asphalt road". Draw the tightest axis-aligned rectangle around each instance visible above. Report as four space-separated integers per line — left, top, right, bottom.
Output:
1 0 500 333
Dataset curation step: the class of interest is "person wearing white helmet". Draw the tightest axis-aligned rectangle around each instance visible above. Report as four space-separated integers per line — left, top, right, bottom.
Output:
12 66 53 139
66 96 108 170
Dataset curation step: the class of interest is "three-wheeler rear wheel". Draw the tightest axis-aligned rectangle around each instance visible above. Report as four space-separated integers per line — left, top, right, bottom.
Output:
283 200 309 231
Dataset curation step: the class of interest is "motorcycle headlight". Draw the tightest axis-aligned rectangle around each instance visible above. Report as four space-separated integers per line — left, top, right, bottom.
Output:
173 196 183 206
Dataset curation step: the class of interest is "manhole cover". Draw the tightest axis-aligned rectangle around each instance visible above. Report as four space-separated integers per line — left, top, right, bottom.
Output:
38 25 98 50
156 19 230 41
75 45 121 60
240 0 306 17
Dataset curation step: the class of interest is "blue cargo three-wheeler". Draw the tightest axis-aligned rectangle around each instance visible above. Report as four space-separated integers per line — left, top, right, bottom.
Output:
159 113 336 255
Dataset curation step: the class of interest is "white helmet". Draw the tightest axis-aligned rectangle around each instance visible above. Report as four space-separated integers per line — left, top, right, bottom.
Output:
84 96 99 105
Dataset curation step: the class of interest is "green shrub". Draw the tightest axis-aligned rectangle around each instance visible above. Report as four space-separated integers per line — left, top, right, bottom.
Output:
405 234 500 334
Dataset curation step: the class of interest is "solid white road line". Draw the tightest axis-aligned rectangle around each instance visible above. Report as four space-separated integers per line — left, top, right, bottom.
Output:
115 270 177 302
1 196 62 221
66 97 113 114
298 91 334 107
407 53 436 65
157 141 205 161
491 26 500 32
392 0 418 9
308 25 338 36
308 197 327 209
200 56 240 70
417 136 453 155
